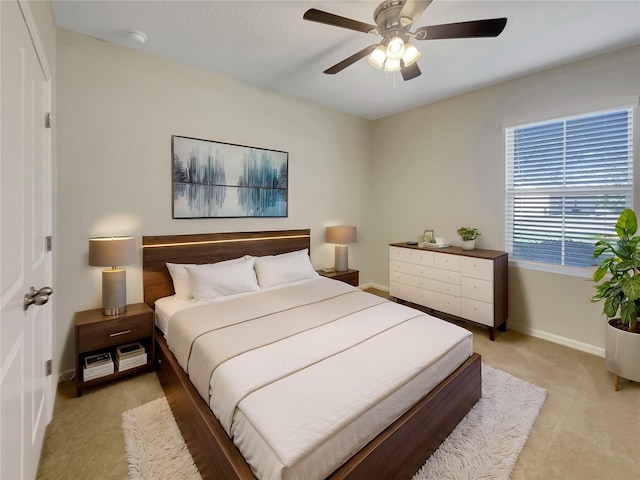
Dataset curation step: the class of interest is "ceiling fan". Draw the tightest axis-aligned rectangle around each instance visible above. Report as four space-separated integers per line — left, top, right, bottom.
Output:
303 0 507 81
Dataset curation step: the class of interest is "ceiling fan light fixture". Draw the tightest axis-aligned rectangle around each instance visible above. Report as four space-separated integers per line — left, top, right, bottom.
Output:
402 43 422 67
383 58 401 72
386 36 405 60
367 45 387 69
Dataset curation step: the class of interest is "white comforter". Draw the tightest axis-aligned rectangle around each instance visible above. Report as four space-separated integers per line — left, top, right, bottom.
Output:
167 277 472 480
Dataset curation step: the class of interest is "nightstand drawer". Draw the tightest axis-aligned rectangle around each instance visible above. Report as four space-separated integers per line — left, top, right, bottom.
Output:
78 315 153 352
336 271 359 286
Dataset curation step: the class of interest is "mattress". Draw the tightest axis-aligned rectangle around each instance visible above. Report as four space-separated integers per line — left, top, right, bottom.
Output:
165 277 473 480
154 295 197 335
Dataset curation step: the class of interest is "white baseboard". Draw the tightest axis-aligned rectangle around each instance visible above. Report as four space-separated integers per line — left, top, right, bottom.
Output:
510 322 605 358
360 282 389 292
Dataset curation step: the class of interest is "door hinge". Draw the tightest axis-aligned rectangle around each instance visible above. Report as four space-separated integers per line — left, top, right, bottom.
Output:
45 236 52 252
45 112 52 129
45 360 52 376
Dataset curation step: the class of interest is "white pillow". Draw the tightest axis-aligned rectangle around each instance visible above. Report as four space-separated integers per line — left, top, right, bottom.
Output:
185 257 259 300
166 256 249 299
253 249 318 288
166 263 195 299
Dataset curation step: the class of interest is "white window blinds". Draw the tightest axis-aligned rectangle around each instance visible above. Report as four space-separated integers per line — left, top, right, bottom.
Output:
505 106 634 269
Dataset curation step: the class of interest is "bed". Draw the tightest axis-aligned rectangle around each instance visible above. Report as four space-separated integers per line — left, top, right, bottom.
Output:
142 229 481 480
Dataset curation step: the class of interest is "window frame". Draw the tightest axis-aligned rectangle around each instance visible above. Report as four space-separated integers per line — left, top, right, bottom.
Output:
504 104 635 277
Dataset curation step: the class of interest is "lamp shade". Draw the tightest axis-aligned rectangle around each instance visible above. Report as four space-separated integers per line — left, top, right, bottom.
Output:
402 43 422 67
326 226 357 245
367 45 387 69
386 36 405 60
89 236 137 267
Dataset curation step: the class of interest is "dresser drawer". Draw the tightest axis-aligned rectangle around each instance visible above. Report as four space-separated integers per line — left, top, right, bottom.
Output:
389 246 411 262
434 252 461 272
410 263 432 278
390 259 411 274
428 267 460 285
461 257 493 281
429 291 461 317
390 281 411 301
389 270 413 286
78 315 153 352
461 277 494 303
418 278 461 297
411 286 434 307
461 298 494 327
410 249 433 266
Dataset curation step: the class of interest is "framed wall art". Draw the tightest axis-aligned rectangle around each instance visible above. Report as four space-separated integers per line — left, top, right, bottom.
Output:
172 135 288 218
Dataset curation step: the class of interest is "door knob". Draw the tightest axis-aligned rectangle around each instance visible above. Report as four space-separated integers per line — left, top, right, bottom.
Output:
24 286 53 311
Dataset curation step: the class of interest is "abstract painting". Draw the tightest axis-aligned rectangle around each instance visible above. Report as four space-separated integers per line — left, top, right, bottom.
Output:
172 135 288 218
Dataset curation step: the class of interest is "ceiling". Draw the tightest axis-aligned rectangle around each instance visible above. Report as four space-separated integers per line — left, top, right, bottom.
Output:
50 0 640 120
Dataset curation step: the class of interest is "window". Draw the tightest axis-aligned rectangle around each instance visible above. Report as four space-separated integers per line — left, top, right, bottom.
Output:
505 106 634 271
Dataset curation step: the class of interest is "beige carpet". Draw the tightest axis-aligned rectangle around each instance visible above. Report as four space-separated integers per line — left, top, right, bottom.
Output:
122 364 546 480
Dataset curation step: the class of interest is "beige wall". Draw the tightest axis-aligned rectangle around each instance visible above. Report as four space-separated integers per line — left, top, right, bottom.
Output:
55 25 639 372
367 45 640 355
55 29 372 371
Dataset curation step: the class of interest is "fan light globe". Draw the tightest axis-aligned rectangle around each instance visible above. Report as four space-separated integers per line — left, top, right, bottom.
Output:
367 45 387 69
384 58 401 72
386 36 405 60
402 43 422 66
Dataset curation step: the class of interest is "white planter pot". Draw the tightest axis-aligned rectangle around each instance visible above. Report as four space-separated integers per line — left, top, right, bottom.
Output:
461 239 475 250
605 319 640 383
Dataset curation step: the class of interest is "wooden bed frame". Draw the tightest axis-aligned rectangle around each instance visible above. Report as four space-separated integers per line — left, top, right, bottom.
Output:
142 229 482 480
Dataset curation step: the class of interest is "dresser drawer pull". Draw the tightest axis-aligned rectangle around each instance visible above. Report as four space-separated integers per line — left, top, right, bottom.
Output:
109 330 131 337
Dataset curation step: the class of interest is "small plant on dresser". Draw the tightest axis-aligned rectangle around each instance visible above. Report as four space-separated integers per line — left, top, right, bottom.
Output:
457 227 481 250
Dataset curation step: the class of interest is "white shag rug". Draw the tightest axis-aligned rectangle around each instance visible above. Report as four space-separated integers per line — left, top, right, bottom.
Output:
122 364 546 480
122 396 202 480
412 365 547 480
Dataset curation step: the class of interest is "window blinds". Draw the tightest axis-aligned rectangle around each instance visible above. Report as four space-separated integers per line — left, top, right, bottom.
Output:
505 107 633 268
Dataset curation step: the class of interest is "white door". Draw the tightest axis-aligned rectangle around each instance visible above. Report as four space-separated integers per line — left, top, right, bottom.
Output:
0 1 54 479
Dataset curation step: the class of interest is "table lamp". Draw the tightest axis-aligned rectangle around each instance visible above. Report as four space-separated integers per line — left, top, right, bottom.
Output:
89 236 137 315
326 226 357 272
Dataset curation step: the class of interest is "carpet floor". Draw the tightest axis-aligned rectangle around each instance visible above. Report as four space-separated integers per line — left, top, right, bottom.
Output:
122 364 546 480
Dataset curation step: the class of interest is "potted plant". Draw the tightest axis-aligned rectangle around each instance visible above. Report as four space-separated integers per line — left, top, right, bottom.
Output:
591 208 640 390
457 227 481 250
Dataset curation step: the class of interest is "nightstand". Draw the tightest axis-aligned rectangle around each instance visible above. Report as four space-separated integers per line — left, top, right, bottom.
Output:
74 302 155 396
317 268 359 287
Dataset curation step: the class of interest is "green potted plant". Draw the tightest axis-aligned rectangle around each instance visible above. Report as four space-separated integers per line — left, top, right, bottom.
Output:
457 227 481 250
591 207 640 390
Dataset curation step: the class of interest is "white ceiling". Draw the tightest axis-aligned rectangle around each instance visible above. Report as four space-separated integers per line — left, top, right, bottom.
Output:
50 0 640 120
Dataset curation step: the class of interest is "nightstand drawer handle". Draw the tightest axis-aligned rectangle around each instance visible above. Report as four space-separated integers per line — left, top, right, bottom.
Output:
109 330 131 337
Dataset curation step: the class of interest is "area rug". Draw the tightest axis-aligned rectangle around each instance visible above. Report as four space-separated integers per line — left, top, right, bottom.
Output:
122 396 202 480
122 364 546 480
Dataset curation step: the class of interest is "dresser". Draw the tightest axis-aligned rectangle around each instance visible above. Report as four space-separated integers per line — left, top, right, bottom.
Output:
389 243 508 340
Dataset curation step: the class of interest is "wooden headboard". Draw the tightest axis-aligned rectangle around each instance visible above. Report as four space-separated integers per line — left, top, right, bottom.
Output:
142 229 311 308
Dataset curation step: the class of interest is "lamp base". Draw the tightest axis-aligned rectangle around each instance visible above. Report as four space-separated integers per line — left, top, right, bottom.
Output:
103 305 127 316
334 244 349 272
102 268 127 316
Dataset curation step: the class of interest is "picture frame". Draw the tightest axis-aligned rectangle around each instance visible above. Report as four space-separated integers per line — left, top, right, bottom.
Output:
172 135 288 218
423 229 436 244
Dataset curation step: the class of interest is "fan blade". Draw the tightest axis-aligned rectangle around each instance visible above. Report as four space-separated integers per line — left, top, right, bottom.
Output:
303 9 376 34
324 45 377 75
415 18 507 40
399 0 433 25
401 62 421 81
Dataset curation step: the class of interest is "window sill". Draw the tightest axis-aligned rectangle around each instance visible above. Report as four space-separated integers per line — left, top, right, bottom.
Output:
508 259 595 279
